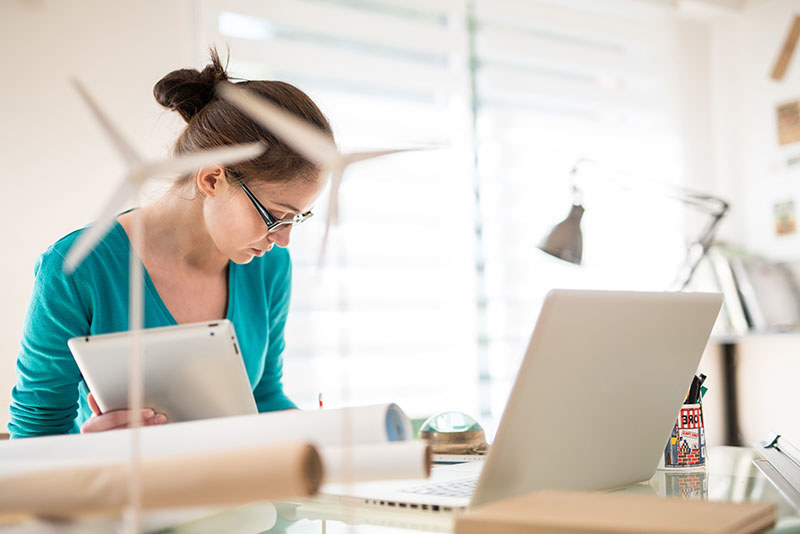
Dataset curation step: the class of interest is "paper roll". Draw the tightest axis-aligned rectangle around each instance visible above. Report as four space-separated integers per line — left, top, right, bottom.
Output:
321 441 432 483
0 442 322 517
0 404 427 516
0 404 411 464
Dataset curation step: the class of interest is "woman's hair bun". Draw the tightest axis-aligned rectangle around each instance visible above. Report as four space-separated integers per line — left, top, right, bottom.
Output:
153 48 229 122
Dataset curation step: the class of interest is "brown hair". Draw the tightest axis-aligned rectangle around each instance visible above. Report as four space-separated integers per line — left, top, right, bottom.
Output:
153 48 333 187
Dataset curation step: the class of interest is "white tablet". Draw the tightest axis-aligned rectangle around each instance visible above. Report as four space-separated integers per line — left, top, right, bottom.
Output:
68 320 258 423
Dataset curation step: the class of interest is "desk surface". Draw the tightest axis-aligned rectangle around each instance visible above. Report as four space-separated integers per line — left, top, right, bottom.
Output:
4 446 800 533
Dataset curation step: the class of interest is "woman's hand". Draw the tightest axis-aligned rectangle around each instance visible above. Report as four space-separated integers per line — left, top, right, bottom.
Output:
81 392 168 433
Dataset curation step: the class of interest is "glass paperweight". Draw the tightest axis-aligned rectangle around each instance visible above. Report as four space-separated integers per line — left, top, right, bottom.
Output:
418 411 489 455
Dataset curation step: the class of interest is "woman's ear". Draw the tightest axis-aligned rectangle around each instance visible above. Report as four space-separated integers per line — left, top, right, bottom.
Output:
195 165 227 198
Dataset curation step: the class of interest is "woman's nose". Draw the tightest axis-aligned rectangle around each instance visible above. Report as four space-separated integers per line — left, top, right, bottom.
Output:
269 226 292 247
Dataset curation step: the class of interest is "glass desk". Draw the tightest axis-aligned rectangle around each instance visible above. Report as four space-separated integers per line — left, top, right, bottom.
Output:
2 447 799 533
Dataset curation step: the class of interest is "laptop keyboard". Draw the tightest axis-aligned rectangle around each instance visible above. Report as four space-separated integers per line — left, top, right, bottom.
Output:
402 478 477 498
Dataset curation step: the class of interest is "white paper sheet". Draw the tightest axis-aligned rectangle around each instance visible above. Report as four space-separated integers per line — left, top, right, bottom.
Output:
321 441 432 483
0 404 410 466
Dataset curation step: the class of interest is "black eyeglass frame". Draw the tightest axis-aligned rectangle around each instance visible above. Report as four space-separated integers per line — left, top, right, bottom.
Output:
239 181 314 233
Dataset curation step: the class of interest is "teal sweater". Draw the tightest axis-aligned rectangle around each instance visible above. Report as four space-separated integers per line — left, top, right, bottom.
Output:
8 222 296 438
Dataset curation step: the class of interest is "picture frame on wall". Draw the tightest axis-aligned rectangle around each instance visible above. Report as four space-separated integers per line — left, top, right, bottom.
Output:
773 200 797 236
777 100 800 146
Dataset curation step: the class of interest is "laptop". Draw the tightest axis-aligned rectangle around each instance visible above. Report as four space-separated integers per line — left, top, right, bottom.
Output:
318 289 723 512
69 320 258 423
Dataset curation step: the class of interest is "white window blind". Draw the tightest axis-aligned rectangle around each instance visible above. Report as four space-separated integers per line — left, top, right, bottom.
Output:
198 0 695 427
471 0 689 424
198 0 481 418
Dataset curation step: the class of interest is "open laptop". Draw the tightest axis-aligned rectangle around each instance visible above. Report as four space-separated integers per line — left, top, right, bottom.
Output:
318 289 723 512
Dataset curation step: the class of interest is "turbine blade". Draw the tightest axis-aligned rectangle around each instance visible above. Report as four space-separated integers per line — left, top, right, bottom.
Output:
342 148 426 166
318 168 344 265
71 79 143 167
142 142 265 178
216 82 341 170
62 177 141 273
328 169 344 227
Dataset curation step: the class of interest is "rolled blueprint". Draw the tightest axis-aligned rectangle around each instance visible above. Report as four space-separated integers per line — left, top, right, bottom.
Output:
0 404 427 517
321 441 432 483
0 443 322 517
0 404 411 463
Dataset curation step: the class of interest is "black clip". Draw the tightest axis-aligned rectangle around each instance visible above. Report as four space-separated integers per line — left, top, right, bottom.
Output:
763 433 782 449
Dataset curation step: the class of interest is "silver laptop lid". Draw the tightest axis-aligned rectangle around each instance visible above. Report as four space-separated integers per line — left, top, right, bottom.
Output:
472 289 722 506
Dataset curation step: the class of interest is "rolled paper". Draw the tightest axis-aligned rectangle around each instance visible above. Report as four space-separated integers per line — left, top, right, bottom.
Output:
0 404 412 464
0 442 322 517
321 441 432 483
0 404 424 518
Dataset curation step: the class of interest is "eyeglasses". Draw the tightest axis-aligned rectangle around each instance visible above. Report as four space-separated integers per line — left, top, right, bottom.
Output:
239 182 314 233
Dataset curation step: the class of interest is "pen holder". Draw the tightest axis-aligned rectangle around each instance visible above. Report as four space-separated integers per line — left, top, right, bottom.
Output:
660 403 706 469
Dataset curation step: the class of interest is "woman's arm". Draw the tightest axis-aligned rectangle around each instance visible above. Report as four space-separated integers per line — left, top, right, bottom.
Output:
8 249 91 438
252 252 297 412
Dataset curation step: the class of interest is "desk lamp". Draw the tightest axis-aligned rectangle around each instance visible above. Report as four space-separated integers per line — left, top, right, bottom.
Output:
538 158 729 290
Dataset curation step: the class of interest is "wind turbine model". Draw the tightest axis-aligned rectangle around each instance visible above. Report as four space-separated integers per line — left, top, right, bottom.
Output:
64 80 265 533
216 81 421 260
217 81 433 514
64 81 265 273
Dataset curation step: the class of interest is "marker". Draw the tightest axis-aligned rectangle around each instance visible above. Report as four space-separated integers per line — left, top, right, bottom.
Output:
686 375 700 405
694 374 707 403
318 393 323 410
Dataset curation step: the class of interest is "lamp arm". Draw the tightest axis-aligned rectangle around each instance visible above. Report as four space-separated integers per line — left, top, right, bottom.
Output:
674 201 729 290
570 158 727 215
676 193 730 216
569 158 730 290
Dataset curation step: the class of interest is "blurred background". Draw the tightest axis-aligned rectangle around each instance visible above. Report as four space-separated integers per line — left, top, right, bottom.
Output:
1 0 799 444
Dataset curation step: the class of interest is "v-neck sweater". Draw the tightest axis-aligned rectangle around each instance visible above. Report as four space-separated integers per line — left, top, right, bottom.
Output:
8 221 295 438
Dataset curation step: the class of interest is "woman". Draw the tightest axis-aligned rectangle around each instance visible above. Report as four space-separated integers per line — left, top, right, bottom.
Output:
7 50 333 438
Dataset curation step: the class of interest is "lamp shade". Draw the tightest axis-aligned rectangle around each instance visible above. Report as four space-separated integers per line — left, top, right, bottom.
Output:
538 204 585 265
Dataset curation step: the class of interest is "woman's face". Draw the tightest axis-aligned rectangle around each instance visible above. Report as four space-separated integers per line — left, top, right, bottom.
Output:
203 171 326 264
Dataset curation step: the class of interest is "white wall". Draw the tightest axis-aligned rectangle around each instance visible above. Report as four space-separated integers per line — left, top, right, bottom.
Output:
0 0 195 430
735 335 800 443
706 0 800 444
709 0 800 255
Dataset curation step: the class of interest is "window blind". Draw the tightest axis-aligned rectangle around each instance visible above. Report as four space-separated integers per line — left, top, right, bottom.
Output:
471 0 689 425
198 0 481 418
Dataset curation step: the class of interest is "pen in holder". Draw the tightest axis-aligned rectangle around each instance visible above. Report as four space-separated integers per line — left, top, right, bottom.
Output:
660 374 707 470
